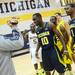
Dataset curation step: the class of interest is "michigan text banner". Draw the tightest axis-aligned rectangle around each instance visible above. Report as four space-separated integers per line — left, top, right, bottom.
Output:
0 0 65 34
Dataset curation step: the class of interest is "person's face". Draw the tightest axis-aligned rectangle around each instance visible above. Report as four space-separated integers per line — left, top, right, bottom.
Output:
31 26 35 32
65 6 73 15
32 15 42 26
50 17 57 24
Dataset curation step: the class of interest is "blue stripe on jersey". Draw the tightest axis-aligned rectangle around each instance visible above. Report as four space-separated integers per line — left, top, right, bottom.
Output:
69 18 75 25
4 30 20 41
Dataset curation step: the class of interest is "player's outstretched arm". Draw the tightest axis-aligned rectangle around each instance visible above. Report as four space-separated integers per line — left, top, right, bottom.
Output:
0 17 24 51
0 27 24 51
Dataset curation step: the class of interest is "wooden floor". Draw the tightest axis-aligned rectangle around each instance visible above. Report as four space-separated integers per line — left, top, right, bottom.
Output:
12 53 75 75
12 54 35 75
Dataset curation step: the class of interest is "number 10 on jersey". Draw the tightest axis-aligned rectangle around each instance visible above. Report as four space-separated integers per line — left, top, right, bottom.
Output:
41 37 49 45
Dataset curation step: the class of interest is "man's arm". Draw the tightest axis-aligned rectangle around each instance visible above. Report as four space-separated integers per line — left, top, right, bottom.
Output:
35 40 41 59
64 22 71 38
51 24 67 52
21 30 30 41
60 26 69 44
0 26 24 51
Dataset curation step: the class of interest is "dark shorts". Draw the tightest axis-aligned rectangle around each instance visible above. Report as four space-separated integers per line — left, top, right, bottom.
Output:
42 46 65 73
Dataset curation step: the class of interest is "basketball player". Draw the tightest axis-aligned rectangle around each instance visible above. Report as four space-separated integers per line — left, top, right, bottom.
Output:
65 4 75 62
50 15 73 75
33 13 67 75
27 23 45 75
65 3 75 50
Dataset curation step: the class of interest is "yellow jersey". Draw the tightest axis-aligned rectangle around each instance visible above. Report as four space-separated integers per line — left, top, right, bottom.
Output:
56 19 72 64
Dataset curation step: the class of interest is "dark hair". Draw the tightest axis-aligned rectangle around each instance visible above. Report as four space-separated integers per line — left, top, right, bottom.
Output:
67 3 75 8
33 13 42 18
55 12 61 16
50 16 57 25
50 16 57 21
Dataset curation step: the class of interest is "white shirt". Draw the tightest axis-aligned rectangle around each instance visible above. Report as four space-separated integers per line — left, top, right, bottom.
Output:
0 26 24 51
28 31 38 50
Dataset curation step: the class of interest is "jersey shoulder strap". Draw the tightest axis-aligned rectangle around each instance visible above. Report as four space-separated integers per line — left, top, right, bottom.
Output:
44 22 50 28
69 18 75 28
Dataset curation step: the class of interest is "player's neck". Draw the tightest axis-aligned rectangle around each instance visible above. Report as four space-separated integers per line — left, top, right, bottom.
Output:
39 22 44 28
31 31 35 34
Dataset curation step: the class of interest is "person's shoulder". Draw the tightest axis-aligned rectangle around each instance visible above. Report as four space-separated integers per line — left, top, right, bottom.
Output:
45 22 54 30
49 22 55 27
59 19 65 24
50 22 57 31
23 29 30 36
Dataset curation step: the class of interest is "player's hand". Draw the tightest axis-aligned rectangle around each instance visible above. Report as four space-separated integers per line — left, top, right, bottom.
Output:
35 52 39 59
63 50 71 59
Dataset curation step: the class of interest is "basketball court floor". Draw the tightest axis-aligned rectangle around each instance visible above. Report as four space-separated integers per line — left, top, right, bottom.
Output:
12 53 75 75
